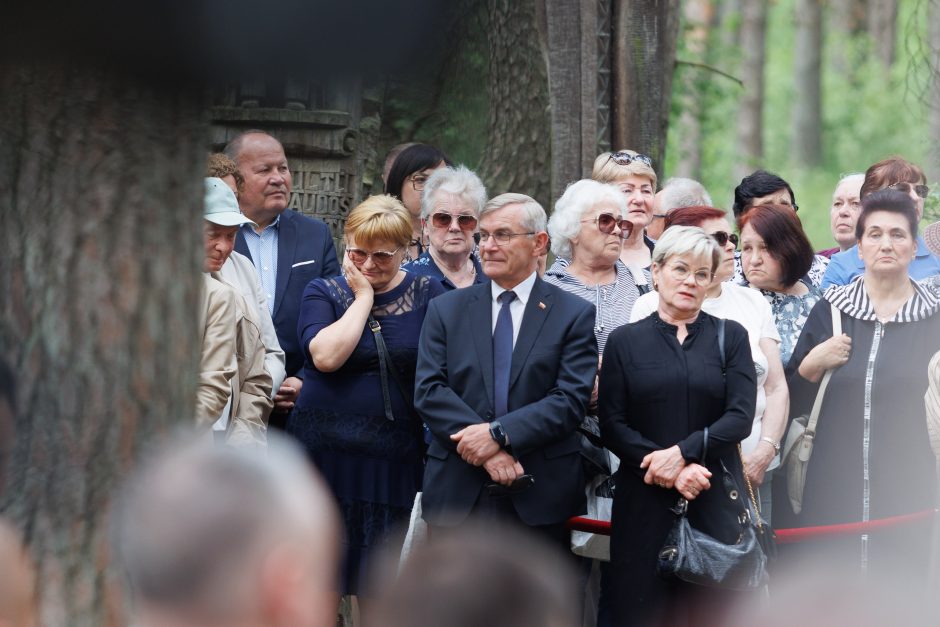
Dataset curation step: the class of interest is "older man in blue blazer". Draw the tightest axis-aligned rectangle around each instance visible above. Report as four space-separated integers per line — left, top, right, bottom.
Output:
225 131 340 422
415 193 598 547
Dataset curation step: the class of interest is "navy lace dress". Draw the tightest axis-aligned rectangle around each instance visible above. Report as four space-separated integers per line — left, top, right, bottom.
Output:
288 273 445 594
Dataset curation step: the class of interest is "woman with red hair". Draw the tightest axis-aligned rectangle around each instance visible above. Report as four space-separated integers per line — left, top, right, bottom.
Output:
738 205 822 367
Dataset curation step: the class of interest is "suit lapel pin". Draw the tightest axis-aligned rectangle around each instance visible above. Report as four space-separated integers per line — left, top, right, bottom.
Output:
538 301 546 310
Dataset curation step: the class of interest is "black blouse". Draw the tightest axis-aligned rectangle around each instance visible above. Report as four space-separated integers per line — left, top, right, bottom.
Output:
599 311 757 475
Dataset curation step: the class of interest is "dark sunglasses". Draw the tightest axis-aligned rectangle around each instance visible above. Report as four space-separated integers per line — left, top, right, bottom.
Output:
887 182 929 199
582 213 633 237
711 231 739 248
430 212 478 231
346 247 401 265
607 151 654 168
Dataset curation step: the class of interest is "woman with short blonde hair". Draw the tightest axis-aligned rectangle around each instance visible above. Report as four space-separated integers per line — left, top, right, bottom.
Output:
287 194 445 600
592 150 658 270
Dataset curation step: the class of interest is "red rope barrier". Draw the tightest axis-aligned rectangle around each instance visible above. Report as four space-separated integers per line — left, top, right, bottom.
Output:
566 509 937 543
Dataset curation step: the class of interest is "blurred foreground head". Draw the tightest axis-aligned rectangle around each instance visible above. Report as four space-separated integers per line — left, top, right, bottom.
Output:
0 520 37 627
370 523 580 627
114 433 340 627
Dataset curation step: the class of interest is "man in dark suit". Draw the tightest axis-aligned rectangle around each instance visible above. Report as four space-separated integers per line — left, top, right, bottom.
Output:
224 131 339 424
415 193 598 545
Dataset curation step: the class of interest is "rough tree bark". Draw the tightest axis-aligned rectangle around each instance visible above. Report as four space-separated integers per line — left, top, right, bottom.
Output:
611 0 681 179
543 0 583 204
674 0 714 180
734 0 768 180
479 0 552 210
793 0 823 166
0 63 205 626
867 0 899 69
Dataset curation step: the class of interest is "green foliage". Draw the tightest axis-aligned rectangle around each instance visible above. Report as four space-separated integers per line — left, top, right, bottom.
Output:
666 0 937 248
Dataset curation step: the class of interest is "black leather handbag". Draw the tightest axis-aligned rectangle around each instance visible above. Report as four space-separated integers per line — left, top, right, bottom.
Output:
656 468 769 590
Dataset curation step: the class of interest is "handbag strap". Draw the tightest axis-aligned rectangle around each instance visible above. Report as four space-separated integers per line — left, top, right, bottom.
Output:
805 303 842 436
368 316 396 422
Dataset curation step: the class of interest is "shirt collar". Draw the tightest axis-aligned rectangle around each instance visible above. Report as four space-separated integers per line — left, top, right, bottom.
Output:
241 213 281 235
491 271 537 306
825 274 940 323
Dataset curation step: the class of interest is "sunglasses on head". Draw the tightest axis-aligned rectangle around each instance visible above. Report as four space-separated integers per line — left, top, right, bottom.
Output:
607 151 654 168
711 231 739 247
430 212 478 231
346 247 401 265
887 182 929 199
583 213 633 237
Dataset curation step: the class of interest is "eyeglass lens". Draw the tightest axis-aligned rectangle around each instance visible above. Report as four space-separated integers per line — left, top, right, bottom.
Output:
347 248 397 264
711 231 739 247
431 212 478 230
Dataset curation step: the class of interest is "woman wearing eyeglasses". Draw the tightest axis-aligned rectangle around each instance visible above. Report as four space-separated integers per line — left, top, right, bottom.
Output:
287 195 445 601
630 206 788 522
403 165 486 290
599 226 757 626
592 149 658 270
545 179 641 353
739 205 822 368
384 143 453 263
821 157 940 289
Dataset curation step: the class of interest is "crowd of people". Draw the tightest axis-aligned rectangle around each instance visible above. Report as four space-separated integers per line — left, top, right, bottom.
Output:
4 130 939 627
177 132 940 626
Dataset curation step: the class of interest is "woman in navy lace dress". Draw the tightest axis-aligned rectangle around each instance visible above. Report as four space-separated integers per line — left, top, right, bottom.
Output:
287 195 444 597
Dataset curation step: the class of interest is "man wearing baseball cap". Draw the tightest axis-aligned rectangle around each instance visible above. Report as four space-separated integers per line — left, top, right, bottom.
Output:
201 178 272 447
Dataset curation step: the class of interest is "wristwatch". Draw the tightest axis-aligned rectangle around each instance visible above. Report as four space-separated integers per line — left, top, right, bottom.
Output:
760 437 781 454
489 420 508 448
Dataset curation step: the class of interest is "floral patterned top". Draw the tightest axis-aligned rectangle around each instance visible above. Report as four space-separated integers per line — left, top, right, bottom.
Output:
757 281 823 367
919 274 940 299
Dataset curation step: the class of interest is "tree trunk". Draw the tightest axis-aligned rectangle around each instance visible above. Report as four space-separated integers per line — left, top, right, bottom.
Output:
830 0 866 74
792 0 823 166
0 62 205 627
674 0 714 180
543 0 584 203
734 0 767 180
867 0 899 68
927 0 940 185
611 0 681 179
479 0 552 210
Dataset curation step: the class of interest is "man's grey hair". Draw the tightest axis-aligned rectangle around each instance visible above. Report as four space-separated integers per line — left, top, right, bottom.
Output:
420 166 488 220
835 172 865 191
222 130 282 165
659 178 712 214
548 179 626 259
113 432 339 621
652 225 721 274
481 193 547 234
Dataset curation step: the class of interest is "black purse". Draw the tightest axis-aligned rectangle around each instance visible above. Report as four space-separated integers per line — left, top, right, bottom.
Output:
655 319 772 589
656 428 769 590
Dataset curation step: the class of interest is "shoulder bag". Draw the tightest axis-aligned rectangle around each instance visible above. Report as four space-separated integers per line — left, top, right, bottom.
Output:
782 303 841 514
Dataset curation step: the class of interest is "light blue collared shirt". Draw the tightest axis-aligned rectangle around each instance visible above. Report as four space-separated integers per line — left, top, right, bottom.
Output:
241 215 281 315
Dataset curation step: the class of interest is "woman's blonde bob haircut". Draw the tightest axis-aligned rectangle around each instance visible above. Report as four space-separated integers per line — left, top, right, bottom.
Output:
344 195 413 248
591 149 658 189
651 225 721 274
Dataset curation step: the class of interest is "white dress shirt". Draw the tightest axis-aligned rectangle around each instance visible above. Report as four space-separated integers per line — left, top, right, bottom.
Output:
490 271 538 348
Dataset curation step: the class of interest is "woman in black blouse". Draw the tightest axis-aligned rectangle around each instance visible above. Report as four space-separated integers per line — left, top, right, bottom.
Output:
599 226 757 627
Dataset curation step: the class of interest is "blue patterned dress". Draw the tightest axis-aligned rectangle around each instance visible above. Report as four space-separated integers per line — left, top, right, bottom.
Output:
757 281 823 367
288 273 445 594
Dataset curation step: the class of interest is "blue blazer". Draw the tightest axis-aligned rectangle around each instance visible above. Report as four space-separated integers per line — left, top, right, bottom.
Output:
235 210 339 379
415 277 598 526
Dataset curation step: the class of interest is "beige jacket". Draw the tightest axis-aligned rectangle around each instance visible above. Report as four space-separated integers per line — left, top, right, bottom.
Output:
218 251 286 395
214 271 273 448
195 274 237 428
927 350 940 462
